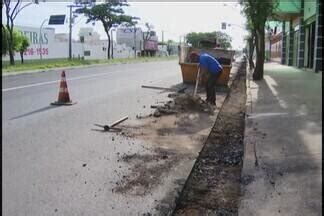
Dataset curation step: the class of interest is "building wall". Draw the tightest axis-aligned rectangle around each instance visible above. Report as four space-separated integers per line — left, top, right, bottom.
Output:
116 27 144 51
83 41 134 60
266 21 283 62
2 25 138 61
2 25 83 61
304 0 316 20
83 41 107 60
275 0 321 72
277 0 301 13
270 33 282 63
113 43 135 58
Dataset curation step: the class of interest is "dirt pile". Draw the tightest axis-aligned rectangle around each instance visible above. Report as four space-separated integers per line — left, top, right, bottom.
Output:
152 94 214 117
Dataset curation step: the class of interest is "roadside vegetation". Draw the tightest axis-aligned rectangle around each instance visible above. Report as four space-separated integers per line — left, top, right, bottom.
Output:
2 55 178 74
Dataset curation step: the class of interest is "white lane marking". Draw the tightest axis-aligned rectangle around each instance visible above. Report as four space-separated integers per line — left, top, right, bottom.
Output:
2 72 108 92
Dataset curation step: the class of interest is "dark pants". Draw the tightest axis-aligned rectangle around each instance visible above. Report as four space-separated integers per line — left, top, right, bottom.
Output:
205 72 221 105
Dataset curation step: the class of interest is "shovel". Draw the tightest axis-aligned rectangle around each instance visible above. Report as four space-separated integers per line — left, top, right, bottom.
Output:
193 67 200 97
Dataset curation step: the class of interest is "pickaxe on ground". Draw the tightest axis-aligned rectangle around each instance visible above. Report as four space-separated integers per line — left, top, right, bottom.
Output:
94 116 128 131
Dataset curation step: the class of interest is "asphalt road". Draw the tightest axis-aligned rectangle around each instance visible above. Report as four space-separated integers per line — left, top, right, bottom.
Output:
2 60 185 215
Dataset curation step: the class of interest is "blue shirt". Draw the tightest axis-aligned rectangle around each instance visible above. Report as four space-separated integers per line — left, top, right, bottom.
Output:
199 53 223 74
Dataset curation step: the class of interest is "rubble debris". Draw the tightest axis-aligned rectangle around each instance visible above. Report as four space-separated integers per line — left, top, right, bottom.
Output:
167 93 178 98
151 93 214 117
153 110 161 117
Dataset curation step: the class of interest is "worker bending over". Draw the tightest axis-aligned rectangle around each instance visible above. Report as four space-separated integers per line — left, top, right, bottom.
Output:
189 52 223 106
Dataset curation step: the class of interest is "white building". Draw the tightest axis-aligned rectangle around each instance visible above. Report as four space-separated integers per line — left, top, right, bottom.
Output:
78 27 134 59
78 27 101 43
116 27 144 55
116 27 159 56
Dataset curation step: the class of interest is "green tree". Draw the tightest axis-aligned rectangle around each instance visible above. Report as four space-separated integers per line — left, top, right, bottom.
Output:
12 30 30 64
241 0 279 80
3 0 40 65
76 1 139 59
2 28 30 63
186 31 232 49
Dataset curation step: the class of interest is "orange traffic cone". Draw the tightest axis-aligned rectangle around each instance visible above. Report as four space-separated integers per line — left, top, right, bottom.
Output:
51 70 76 106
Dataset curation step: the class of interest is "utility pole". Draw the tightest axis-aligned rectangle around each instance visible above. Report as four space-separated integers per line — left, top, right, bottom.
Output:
134 25 137 58
162 30 164 52
39 18 48 61
111 28 114 59
68 5 72 60
67 4 84 60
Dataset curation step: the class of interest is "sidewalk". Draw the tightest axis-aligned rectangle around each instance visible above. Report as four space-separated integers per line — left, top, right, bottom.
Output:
239 63 322 215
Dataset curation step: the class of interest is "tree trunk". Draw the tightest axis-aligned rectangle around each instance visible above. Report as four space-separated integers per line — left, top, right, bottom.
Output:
20 51 24 64
107 33 111 59
259 27 265 79
103 26 111 59
253 27 265 80
8 29 15 65
248 38 255 69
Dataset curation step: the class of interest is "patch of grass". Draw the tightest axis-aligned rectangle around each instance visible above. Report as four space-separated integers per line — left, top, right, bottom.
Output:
2 56 178 74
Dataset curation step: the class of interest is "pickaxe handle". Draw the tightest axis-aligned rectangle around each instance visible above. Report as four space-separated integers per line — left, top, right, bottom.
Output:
109 116 128 128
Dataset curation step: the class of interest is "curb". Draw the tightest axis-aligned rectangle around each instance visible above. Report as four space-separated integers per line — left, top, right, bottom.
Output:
237 64 260 214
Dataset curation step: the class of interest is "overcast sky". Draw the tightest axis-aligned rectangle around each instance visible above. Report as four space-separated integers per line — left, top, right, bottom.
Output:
2 1 248 50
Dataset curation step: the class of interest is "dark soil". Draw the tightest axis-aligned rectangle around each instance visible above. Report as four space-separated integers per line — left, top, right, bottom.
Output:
114 148 189 196
172 60 247 216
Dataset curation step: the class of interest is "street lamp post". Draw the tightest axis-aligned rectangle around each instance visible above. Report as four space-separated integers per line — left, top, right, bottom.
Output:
67 4 83 60
133 25 137 58
39 18 48 61
69 5 72 60
162 30 164 52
